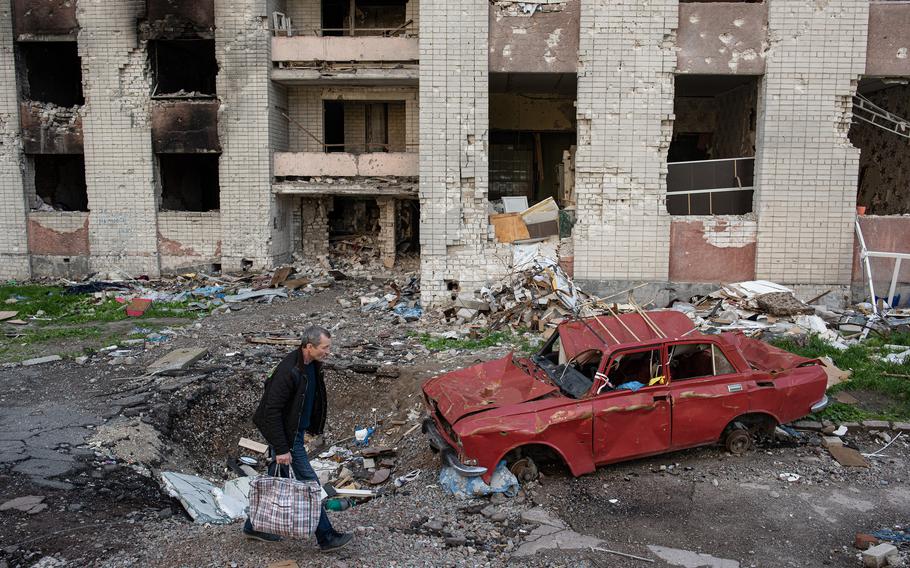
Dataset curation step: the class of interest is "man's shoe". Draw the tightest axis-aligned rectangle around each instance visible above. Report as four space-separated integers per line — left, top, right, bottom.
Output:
319 531 353 552
242 518 281 543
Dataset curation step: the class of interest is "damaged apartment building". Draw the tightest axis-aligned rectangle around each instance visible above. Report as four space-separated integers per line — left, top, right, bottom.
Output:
1 1 909 307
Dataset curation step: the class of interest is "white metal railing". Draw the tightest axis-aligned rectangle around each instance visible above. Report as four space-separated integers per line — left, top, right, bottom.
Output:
855 219 909 315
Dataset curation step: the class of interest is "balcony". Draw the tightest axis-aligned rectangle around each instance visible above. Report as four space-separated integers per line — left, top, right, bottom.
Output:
667 157 754 216
273 151 418 197
271 35 419 85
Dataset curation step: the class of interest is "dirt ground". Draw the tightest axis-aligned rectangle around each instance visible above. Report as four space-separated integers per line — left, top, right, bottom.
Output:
1 279 907 568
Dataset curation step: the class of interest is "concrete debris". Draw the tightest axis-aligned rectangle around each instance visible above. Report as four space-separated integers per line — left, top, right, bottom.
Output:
646 545 740 568
0 495 46 513
21 355 62 366
160 472 232 525
147 348 208 374
863 543 900 568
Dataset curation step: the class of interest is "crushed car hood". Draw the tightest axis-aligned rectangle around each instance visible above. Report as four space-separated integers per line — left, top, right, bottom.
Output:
722 332 816 372
423 355 557 424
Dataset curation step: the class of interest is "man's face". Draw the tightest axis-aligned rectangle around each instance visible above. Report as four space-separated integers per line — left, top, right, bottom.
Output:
305 335 332 362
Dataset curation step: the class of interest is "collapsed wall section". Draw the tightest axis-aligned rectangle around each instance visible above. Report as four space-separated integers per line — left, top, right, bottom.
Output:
216 1 287 270
753 0 868 286
419 0 509 304
77 1 160 276
0 3 30 279
574 0 677 284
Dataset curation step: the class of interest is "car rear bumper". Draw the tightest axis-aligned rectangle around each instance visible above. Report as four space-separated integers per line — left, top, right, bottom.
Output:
810 395 829 413
422 417 488 477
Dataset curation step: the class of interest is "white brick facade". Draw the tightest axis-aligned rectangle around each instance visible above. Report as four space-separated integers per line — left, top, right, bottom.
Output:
753 0 868 285
0 3 30 279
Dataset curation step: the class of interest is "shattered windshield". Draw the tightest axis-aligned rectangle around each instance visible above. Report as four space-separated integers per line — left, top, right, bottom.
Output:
532 333 596 399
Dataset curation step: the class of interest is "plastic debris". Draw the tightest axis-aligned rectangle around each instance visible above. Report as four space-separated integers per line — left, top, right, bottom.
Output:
439 460 520 498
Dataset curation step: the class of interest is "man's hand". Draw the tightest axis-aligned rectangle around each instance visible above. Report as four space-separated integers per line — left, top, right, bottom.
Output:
275 452 292 465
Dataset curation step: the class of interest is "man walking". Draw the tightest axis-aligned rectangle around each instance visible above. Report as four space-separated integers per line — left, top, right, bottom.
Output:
243 325 353 552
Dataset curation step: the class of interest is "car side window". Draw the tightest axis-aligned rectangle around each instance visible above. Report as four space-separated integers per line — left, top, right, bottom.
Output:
600 349 664 393
668 343 735 381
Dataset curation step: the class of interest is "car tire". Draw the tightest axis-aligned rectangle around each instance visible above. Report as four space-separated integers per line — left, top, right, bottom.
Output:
725 428 752 455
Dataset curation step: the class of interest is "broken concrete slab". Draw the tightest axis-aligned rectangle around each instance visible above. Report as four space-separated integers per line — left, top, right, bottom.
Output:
160 472 232 525
148 348 207 374
213 476 251 520
0 495 45 513
224 289 288 303
647 545 740 568
862 420 892 429
21 355 62 366
520 507 567 529
513 522 603 557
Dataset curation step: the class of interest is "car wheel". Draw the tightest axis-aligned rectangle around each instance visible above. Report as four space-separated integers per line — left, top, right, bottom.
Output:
509 457 539 482
725 428 752 455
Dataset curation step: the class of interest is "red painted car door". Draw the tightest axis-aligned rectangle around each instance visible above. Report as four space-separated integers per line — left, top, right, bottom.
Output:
667 340 748 449
590 347 672 465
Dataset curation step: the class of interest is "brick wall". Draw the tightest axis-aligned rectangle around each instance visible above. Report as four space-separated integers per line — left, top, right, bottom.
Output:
574 0 677 282
158 211 221 271
286 0 320 36
78 1 160 277
753 0 868 285
0 3 30 279
419 0 511 305
288 87 324 151
217 0 285 270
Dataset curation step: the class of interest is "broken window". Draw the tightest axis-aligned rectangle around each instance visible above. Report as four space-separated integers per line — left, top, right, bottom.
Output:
158 154 220 211
606 349 664 390
668 343 735 381
29 154 88 211
321 0 408 36
667 75 758 215
849 79 910 215
16 42 84 106
149 39 217 96
323 100 405 153
489 73 577 207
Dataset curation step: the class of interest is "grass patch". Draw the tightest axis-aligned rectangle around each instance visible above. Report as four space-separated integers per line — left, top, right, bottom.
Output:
0 283 208 363
416 330 540 354
770 333 910 421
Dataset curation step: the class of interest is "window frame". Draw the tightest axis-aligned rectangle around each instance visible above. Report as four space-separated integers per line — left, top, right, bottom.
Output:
666 340 740 384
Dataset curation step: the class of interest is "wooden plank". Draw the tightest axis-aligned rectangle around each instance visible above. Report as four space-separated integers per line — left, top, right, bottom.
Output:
490 213 530 243
238 437 269 454
148 347 208 373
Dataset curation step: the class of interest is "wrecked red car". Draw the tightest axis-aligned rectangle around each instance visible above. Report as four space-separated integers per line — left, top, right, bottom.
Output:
422 310 828 482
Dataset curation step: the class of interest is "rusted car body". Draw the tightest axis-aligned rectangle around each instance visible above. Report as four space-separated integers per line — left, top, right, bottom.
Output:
422 311 828 482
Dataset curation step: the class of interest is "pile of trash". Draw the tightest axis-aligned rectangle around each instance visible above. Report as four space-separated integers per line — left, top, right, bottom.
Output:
442 241 581 331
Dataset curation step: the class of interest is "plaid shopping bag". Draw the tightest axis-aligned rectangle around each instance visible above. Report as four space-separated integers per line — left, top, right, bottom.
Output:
248 467 321 537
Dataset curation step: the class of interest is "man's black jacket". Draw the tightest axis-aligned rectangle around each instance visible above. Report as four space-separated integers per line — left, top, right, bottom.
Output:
252 348 327 455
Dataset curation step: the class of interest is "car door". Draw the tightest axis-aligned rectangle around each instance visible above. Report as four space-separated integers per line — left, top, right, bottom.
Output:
666 340 748 449
590 346 672 465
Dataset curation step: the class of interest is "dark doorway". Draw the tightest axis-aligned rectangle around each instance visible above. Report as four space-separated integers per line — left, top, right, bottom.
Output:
324 101 345 152
159 154 220 211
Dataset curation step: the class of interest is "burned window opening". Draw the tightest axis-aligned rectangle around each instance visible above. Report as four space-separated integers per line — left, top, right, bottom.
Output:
16 42 83 107
849 80 910 216
142 0 215 40
158 154 220 211
321 0 408 36
29 154 88 212
324 101 345 153
149 39 217 96
667 74 758 216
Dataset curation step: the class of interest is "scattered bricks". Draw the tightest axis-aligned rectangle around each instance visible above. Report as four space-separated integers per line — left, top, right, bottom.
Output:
855 533 880 551
892 422 910 432
456 308 478 320
792 420 823 431
862 420 892 430
862 543 899 568
821 436 844 448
